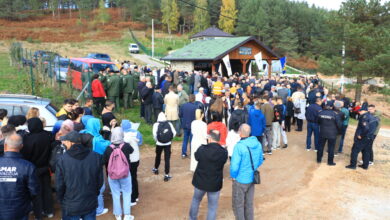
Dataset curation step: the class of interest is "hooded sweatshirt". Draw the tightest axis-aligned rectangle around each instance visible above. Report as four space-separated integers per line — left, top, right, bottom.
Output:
103 127 134 167
230 136 263 184
80 118 110 155
152 112 176 146
21 118 53 173
122 120 143 162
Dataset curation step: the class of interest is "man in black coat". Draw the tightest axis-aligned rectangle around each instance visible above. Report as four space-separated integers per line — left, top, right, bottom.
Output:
153 87 164 123
21 117 54 219
317 103 343 166
137 76 146 118
189 129 228 220
141 82 155 124
56 131 104 219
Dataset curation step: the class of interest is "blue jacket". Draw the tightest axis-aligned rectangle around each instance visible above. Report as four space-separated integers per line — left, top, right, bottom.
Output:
0 152 39 220
230 136 263 184
305 103 322 123
248 109 266 137
179 102 198 130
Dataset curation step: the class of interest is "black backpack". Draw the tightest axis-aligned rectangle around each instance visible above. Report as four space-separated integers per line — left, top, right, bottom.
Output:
157 121 173 143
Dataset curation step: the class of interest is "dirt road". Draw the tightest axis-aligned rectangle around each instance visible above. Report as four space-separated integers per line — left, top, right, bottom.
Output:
47 124 390 220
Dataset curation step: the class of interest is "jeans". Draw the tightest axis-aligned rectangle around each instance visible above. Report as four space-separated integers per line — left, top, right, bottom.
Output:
182 128 192 156
338 125 348 152
108 174 132 216
62 209 96 220
33 172 54 219
232 181 254 220
262 126 272 152
317 137 336 164
306 122 319 150
130 161 139 202
296 119 303 131
189 187 220 220
96 182 105 215
155 145 171 174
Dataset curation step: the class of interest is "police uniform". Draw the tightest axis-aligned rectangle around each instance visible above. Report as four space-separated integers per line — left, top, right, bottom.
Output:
317 108 342 165
347 112 378 169
122 73 135 108
107 74 122 109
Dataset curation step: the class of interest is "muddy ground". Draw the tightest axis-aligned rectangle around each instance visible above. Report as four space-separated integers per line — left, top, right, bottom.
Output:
42 123 390 220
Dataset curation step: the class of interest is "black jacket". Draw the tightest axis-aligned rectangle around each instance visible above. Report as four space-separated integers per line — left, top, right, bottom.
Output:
355 112 378 140
229 109 248 131
141 87 154 105
286 101 294 117
318 109 342 139
103 143 134 167
152 92 164 109
102 112 116 127
21 118 53 175
192 143 228 192
0 152 39 220
56 144 103 216
305 103 322 123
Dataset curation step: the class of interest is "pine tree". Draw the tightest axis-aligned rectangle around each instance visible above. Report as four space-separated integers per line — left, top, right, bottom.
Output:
193 0 210 33
218 0 237 34
96 0 111 25
275 27 298 56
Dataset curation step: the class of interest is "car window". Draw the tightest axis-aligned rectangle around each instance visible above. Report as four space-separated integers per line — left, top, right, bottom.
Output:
132 45 138 48
46 104 58 115
60 60 69 68
13 106 29 116
70 60 83 72
0 105 13 115
91 63 118 73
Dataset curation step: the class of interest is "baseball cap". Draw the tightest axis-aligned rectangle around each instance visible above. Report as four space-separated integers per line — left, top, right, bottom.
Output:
60 131 81 143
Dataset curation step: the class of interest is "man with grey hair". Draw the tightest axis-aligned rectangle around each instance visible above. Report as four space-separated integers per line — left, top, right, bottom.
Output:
141 81 154 124
0 124 16 156
0 133 39 220
189 130 228 220
230 124 263 220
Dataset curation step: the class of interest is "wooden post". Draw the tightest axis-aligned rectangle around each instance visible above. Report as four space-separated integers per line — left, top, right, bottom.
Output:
211 61 216 73
267 60 272 79
240 59 249 74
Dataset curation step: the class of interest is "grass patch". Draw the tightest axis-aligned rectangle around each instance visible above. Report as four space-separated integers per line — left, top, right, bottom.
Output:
0 53 30 93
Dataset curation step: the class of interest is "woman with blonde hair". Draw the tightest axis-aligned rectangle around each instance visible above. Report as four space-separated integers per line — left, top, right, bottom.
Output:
190 109 208 171
26 107 40 120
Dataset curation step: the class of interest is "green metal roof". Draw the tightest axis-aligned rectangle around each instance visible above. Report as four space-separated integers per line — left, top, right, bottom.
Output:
162 36 269 61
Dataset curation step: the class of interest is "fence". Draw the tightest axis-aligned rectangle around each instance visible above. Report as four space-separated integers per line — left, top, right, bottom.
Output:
128 28 165 58
9 42 91 102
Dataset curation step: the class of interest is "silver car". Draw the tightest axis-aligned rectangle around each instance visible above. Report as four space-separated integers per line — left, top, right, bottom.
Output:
0 94 58 131
52 58 69 82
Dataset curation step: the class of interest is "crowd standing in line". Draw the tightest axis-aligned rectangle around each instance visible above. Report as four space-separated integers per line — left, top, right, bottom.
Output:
0 61 382 220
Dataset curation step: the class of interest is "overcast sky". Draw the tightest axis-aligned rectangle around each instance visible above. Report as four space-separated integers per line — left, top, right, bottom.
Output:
299 0 389 10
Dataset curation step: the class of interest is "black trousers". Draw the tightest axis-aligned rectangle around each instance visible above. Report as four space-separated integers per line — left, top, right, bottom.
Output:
33 172 54 219
285 116 292 132
351 137 370 168
296 119 303 131
154 144 171 175
144 103 153 124
363 135 376 162
140 102 145 118
154 108 162 123
317 137 336 164
130 161 139 202
93 97 105 115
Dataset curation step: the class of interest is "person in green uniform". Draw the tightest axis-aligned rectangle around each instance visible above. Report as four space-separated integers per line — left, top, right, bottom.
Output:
133 67 140 100
99 70 108 92
107 71 121 109
122 69 135 109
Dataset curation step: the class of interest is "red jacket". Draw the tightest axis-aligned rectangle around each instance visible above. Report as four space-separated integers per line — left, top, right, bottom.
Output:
207 122 228 146
91 79 106 98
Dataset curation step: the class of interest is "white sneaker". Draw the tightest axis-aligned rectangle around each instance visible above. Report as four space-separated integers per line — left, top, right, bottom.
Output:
369 161 374 166
130 202 137 206
124 215 135 220
359 160 363 164
115 215 122 220
306 149 311 151
136 198 139 202
96 208 109 216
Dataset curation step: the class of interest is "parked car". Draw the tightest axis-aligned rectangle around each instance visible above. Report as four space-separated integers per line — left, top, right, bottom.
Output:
129 43 140 54
52 58 70 82
0 94 58 131
86 53 112 62
33 50 61 64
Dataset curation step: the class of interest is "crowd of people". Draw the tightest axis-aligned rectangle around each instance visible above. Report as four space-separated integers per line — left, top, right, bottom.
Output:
0 63 383 220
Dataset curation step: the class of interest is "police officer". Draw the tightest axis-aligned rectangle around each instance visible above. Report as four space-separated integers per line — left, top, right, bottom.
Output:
367 104 381 165
317 102 342 166
0 133 39 220
122 69 135 109
107 71 121 110
346 106 379 170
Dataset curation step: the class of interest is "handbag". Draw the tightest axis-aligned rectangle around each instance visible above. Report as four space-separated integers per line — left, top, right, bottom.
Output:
246 146 261 184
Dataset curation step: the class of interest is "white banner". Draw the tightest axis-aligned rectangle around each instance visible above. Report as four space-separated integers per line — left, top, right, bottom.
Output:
248 60 252 76
222 55 232 76
218 62 222 74
254 52 263 72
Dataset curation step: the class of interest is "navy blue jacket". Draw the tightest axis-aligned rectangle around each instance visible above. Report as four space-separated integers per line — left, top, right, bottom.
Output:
305 103 322 123
179 102 198 130
318 109 343 139
355 113 378 140
0 152 39 220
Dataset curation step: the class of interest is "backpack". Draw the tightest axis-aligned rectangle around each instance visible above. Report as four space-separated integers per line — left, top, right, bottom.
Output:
157 121 173 143
107 143 129 180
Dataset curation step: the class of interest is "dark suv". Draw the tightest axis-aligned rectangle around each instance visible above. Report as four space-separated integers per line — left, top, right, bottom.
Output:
86 53 111 62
